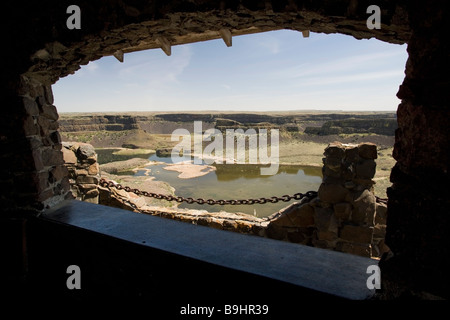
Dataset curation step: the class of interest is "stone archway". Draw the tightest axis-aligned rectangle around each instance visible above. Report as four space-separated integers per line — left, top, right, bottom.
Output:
14 0 412 208
3 1 449 299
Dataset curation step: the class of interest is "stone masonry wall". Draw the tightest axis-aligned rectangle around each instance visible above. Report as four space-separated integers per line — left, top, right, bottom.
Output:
62 142 100 204
0 76 71 213
267 142 388 258
95 141 387 258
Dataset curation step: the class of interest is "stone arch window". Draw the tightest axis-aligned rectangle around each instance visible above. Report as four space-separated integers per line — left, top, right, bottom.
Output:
4 1 449 300
51 29 405 260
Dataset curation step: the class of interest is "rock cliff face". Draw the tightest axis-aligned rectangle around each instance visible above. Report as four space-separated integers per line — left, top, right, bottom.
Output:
58 112 397 135
59 115 139 132
305 118 398 136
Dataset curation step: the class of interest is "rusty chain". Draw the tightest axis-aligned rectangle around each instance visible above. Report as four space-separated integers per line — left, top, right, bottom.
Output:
99 178 318 206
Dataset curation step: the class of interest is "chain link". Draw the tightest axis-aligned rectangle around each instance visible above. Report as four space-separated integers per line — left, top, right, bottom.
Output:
99 178 318 206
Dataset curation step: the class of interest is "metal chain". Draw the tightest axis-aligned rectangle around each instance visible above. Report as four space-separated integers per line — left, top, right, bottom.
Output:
99 178 318 206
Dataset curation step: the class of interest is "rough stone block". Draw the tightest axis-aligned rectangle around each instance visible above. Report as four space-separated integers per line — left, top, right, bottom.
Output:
333 202 352 220
373 224 386 240
340 225 373 243
78 183 98 191
318 183 349 203
62 147 77 164
37 188 54 202
266 223 286 240
84 188 99 198
313 206 338 233
341 162 355 180
161 212 175 220
324 157 341 170
209 218 224 230
179 215 195 224
37 115 52 136
311 239 334 250
318 231 338 241
44 85 54 105
323 165 342 178
352 178 375 188
22 114 38 136
287 203 314 227
236 220 253 233
76 143 96 159
88 163 99 175
76 175 99 184
375 202 388 225
344 146 359 162
351 189 376 225
41 148 64 166
49 131 61 145
358 143 378 159
324 142 345 158
287 230 307 243
50 165 68 182
270 211 293 227
75 169 89 176
23 97 39 116
41 104 59 121
336 241 372 257
83 196 98 204
222 220 238 232
344 181 356 189
355 159 376 179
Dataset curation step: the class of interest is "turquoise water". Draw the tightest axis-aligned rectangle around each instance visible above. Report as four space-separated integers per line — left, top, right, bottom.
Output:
97 149 322 217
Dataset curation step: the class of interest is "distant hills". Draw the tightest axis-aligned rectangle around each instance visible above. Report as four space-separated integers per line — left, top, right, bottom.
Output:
59 111 397 135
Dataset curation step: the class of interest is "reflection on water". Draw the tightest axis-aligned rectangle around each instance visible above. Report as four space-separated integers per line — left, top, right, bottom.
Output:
213 163 322 181
97 149 322 217
96 148 152 164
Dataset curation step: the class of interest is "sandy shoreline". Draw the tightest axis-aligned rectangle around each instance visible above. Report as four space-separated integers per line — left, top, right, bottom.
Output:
163 162 217 179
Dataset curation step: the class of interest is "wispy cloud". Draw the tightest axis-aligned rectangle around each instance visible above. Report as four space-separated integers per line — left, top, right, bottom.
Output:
281 50 405 80
256 35 281 55
296 70 402 87
118 45 193 88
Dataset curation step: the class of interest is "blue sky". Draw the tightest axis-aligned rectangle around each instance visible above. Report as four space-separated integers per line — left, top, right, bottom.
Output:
53 30 408 113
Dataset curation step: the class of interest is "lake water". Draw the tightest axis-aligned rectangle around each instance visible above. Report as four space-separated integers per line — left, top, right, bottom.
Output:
97 149 322 217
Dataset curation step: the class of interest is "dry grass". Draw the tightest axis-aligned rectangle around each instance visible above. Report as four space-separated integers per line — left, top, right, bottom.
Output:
278 140 328 166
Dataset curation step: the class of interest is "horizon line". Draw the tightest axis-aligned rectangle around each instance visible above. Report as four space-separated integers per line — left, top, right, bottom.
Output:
59 109 397 114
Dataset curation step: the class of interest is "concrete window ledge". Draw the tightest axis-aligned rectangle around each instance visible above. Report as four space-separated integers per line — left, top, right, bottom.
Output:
29 200 379 303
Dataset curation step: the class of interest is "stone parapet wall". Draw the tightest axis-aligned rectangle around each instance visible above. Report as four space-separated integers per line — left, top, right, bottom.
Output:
94 141 387 258
267 142 388 258
62 142 100 204
97 178 268 235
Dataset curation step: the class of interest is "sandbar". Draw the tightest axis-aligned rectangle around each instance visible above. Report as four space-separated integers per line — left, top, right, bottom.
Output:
163 163 216 179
